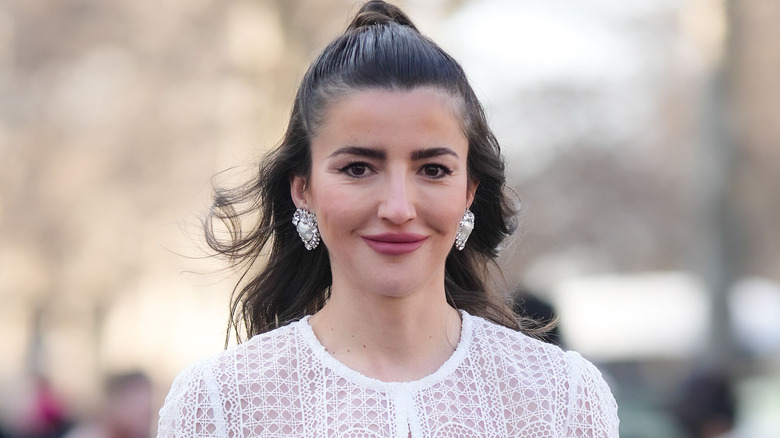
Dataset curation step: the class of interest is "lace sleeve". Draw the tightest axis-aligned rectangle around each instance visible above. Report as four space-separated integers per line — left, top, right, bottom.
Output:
157 359 227 438
564 351 619 438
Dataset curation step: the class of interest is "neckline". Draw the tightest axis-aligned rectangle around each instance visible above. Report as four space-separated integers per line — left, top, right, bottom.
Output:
297 309 473 391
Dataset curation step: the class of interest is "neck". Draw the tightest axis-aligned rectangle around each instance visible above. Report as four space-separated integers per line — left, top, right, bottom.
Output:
309 286 462 382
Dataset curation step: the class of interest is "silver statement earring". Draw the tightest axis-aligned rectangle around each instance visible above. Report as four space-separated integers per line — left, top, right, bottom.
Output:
454 208 475 251
292 208 320 250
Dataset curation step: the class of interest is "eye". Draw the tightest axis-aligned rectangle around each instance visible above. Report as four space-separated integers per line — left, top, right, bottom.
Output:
339 162 373 178
420 164 452 179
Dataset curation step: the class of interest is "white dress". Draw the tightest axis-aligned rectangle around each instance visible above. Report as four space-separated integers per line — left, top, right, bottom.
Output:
157 311 619 438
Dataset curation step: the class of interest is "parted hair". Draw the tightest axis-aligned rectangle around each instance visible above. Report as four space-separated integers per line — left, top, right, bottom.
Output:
206 0 530 342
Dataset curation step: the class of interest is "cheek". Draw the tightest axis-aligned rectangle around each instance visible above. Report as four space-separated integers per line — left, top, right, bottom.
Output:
444 204 467 233
309 184 363 235
420 189 470 233
307 174 342 208
319 206 357 232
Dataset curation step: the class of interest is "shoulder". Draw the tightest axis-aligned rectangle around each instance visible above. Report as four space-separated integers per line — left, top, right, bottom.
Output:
211 319 302 370
466 312 611 371
465 313 619 436
157 321 305 438
561 350 620 436
465 312 571 370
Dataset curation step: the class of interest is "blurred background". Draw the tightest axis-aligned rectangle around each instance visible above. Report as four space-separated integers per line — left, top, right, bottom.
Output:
1 0 778 437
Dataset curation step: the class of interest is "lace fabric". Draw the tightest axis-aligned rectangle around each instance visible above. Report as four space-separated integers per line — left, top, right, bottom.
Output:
158 311 618 437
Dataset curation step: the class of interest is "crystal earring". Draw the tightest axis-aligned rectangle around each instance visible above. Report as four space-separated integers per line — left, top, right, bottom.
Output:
292 208 320 250
454 208 475 251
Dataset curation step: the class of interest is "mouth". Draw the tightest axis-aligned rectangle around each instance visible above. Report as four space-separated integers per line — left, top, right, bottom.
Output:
361 233 427 255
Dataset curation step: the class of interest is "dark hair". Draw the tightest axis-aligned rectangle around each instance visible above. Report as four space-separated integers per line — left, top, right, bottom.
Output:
207 0 527 342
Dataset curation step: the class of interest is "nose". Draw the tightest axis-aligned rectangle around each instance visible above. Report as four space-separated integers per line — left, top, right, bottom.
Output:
377 171 416 224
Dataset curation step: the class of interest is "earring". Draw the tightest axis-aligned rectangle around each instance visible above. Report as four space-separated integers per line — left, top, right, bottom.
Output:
454 208 475 251
292 208 320 250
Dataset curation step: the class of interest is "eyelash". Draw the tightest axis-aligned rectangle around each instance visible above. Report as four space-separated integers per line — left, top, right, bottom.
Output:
337 162 453 179
338 161 374 178
420 164 453 179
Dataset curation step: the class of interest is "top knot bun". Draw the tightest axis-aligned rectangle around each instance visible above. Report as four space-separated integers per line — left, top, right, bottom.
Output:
347 0 419 32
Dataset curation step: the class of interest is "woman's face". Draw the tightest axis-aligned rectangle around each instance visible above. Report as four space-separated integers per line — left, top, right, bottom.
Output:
291 87 476 300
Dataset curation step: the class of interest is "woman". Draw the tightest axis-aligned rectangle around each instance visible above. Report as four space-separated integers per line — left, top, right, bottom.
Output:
158 1 619 437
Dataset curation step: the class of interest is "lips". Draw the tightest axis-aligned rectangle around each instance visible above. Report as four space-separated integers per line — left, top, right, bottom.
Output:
361 233 427 255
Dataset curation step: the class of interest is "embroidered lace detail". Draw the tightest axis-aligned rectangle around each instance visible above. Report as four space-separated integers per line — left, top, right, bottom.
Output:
158 312 618 438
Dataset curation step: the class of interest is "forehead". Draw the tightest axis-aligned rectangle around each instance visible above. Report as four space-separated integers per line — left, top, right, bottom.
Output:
311 87 467 154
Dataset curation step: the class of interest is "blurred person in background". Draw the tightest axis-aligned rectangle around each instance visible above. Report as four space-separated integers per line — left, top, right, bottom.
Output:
157 1 618 437
674 370 737 438
512 289 562 347
15 375 71 438
63 372 152 438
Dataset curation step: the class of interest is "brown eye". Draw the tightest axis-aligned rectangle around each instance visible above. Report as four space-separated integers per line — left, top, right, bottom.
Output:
421 164 452 179
348 164 367 176
339 162 373 178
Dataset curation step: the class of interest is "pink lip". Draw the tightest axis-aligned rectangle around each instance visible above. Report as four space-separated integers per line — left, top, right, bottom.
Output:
362 233 427 255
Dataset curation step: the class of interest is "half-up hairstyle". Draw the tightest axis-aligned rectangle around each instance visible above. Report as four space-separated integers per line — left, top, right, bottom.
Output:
207 0 527 342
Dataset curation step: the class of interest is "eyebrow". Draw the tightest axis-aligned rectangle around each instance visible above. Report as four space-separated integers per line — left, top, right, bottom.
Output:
328 146 386 159
328 146 459 160
410 147 459 161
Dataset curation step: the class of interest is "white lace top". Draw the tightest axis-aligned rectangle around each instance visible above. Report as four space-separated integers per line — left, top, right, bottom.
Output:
157 311 618 438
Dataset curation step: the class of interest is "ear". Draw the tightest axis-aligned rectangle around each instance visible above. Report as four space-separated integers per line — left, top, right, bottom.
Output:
290 174 310 210
466 179 479 209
